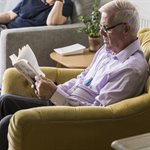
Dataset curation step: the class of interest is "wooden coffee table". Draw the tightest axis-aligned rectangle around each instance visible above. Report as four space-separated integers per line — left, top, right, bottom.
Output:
50 49 95 69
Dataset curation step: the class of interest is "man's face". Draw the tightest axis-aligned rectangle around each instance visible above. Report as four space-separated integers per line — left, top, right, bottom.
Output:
100 12 127 53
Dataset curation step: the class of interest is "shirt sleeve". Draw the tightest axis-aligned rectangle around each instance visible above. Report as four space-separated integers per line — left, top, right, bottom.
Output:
62 0 73 17
50 67 92 106
51 85 95 106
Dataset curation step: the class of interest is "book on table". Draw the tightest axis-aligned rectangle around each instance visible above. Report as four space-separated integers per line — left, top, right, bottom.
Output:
9 44 45 84
53 43 86 56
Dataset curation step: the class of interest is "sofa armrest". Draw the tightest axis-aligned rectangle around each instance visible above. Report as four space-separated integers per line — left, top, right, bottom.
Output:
0 23 88 86
1 67 83 96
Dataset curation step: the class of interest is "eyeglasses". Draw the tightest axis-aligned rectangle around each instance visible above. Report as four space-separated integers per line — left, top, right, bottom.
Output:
100 23 126 33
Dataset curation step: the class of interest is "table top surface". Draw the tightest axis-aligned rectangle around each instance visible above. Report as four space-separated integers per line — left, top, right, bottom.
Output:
111 132 150 150
50 49 96 68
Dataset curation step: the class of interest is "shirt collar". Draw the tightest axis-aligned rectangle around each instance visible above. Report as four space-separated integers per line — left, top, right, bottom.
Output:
112 39 141 63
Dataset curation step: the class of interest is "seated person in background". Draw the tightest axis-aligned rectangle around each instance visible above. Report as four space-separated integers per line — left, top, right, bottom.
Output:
0 0 149 149
0 0 73 31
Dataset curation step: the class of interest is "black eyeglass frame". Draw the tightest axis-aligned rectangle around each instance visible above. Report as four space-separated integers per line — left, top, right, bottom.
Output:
100 23 127 33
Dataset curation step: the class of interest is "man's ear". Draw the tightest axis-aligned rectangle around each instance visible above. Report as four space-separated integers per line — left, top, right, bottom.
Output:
124 24 130 33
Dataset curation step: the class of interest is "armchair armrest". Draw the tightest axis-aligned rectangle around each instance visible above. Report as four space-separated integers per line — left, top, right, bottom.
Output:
8 93 150 150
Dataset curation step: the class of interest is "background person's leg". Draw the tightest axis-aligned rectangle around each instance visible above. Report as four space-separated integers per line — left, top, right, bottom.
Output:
0 115 12 150
0 94 53 119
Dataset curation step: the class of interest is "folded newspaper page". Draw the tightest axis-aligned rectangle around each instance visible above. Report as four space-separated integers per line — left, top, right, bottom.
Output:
9 44 45 84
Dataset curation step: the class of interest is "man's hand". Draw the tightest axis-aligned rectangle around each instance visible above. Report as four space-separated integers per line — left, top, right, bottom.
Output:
34 76 57 99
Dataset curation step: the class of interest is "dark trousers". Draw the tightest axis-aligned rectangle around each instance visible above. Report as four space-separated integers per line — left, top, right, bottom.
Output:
0 94 53 150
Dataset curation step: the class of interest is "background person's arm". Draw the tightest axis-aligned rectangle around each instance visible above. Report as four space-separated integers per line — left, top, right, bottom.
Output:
0 11 17 24
46 0 67 25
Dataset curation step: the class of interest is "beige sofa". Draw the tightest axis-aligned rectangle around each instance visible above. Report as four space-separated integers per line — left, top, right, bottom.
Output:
1 28 150 150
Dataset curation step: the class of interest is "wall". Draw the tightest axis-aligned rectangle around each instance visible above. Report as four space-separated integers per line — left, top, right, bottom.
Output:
130 0 150 18
130 0 150 28
0 0 19 12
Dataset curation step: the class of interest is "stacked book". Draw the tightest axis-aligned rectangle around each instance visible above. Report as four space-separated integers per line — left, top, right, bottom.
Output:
54 43 86 56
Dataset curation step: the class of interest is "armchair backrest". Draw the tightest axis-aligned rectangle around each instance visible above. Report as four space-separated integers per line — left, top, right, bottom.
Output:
137 28 150 93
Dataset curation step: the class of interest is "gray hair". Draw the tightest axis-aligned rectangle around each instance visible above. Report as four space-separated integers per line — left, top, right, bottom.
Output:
99 0 140 34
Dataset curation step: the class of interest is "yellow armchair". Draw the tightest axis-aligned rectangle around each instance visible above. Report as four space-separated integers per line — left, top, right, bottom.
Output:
1 28 150 150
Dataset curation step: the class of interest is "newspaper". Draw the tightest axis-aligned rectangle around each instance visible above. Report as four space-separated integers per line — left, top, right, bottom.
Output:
9 44 45 84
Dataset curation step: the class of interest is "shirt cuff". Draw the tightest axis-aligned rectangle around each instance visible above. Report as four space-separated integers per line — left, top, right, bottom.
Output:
50 87 69 106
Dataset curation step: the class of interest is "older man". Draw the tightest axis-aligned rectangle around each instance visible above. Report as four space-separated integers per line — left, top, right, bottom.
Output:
0 0 149 149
